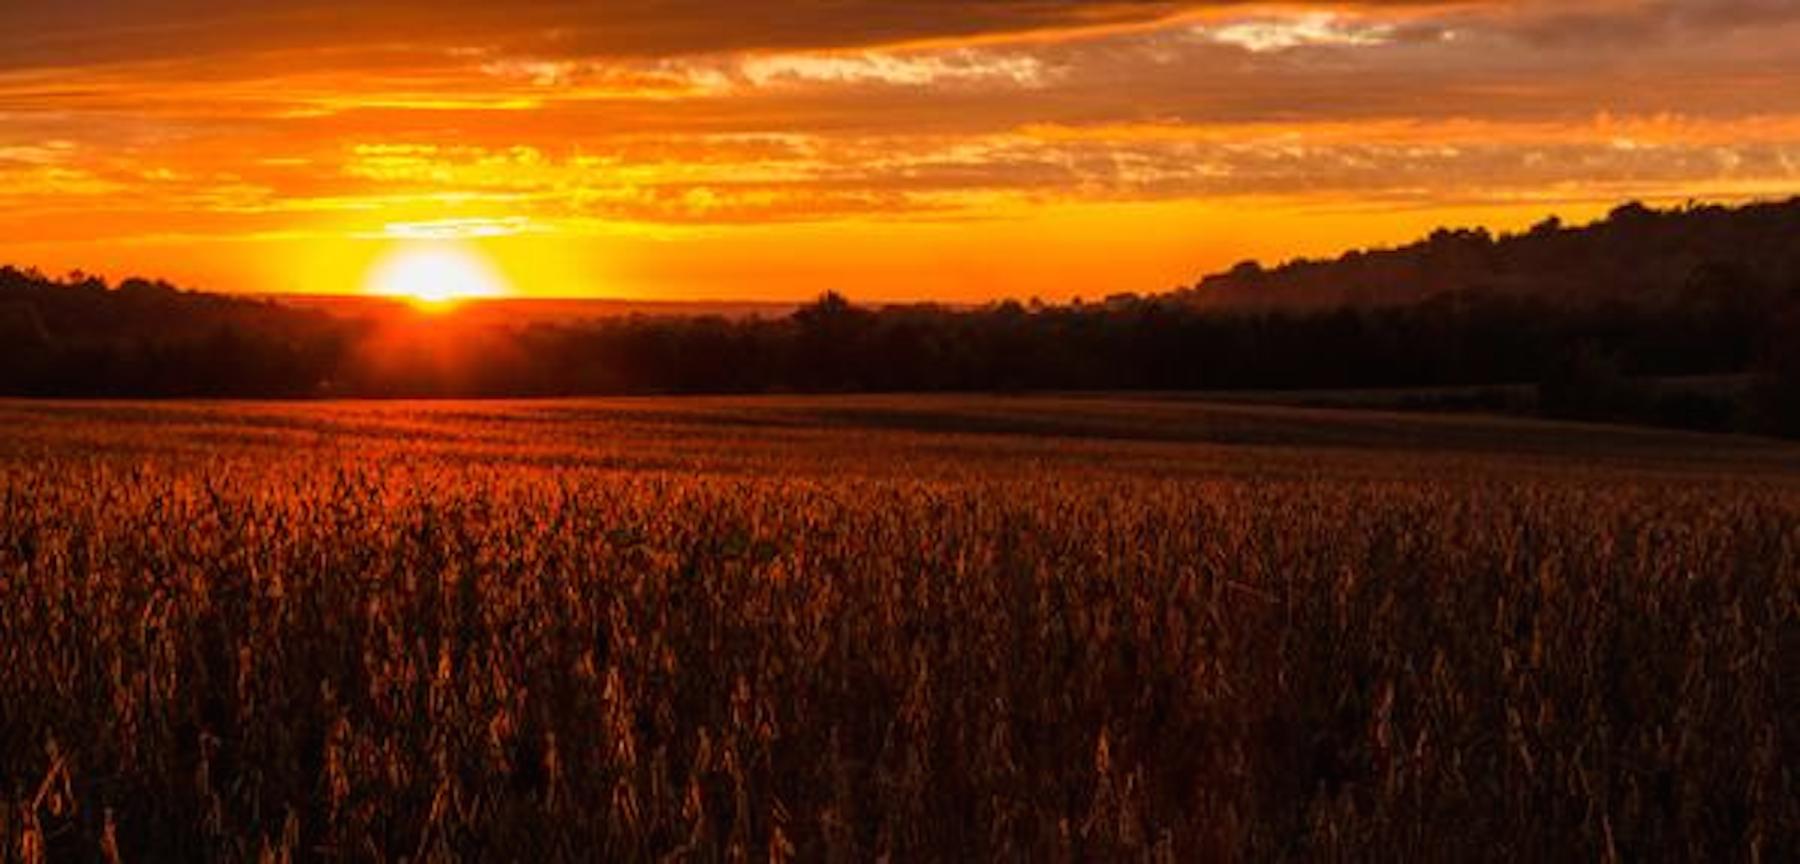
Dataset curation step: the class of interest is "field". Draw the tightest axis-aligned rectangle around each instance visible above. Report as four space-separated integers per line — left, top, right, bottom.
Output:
1 396 1796 861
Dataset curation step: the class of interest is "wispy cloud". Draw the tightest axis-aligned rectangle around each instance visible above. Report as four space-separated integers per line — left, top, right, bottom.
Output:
738 49 1052 88
373 217 540 239
1199 13 1398 53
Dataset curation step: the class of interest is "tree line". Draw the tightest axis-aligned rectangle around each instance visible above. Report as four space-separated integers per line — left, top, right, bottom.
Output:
2 198 1798 435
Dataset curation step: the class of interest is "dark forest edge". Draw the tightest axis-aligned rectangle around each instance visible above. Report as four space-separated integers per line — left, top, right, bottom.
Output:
2 197 1799 437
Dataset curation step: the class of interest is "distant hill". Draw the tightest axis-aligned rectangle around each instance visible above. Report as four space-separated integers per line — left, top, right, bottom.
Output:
266 294 802 326
1180 198 1800 311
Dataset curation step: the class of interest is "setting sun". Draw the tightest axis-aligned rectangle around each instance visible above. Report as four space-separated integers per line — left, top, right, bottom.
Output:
365 244 508 307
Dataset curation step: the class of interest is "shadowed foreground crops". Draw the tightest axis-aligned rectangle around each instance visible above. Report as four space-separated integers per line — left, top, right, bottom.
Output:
0 398 1796 861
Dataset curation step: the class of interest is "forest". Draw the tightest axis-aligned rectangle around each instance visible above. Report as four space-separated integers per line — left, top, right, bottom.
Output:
2 198 1797 435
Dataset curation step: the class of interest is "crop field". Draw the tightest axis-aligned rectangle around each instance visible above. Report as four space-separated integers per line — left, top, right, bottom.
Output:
0 396 1796 861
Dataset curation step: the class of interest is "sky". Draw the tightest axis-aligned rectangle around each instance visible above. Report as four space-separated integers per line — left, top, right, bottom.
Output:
1 0 1798 302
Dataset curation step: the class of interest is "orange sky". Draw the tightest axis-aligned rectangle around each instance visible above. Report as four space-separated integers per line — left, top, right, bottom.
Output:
2 1 1797 302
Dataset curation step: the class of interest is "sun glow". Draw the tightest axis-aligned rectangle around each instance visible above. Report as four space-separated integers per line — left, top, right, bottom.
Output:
365 243 509 308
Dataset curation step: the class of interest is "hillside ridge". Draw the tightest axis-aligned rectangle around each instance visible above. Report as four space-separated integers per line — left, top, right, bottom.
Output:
1179 197 1800 310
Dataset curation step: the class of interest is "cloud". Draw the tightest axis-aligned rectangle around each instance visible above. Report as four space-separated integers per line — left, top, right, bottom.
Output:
31 111 1774 234
1199 13 1399 52
1473 0 1800 48
0 141 77 166
373 217 539 240
0 2 1196 71
738 50 1051 88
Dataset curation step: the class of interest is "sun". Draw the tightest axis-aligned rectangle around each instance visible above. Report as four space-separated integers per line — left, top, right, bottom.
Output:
365 244 508 308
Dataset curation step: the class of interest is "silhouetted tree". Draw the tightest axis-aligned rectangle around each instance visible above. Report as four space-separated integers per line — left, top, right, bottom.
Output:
1752 306 1800 437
